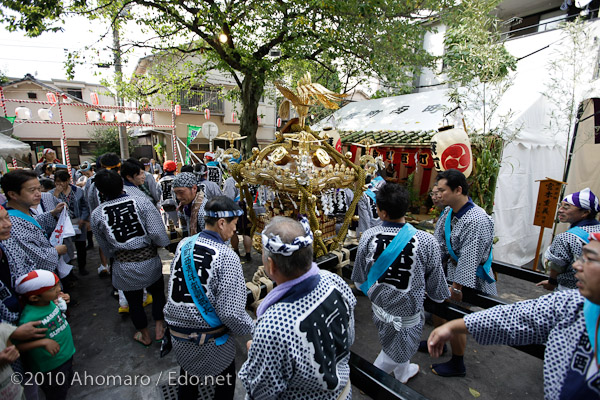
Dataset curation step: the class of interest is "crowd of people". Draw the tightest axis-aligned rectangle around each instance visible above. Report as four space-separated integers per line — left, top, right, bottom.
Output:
0 146 598 400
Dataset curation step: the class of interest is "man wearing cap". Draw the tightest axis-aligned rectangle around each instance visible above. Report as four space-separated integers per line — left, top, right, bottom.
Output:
164 196 253 399
538 187 600 291
172 172 207 236
34 148 61 177
428 231 600 399
159 160 178 227
91 169 170 345
239 216 356 399
75 161 94 188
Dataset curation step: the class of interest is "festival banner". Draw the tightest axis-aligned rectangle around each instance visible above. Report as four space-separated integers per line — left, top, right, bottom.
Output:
186 125 201 164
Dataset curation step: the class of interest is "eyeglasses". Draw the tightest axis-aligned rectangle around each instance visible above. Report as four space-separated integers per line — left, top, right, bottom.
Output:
575 254 600 267
558 203 573 210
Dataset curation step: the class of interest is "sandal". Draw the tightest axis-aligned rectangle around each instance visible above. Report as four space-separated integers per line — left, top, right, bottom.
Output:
133 331 152 347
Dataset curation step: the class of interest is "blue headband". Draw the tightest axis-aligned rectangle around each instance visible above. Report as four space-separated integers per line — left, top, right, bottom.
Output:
205 209 244 218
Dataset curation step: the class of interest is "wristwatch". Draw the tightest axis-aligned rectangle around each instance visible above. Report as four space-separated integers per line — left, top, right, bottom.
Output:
452 287 462 295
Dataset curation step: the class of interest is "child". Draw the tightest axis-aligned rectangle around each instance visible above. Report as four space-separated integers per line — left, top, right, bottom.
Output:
14 270 75 400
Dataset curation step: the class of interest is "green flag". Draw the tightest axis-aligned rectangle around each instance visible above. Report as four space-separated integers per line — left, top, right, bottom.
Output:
186 125 201 164
6 116 15 124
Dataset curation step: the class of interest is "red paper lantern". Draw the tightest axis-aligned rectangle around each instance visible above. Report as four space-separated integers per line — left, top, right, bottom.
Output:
174 105 181 116
204 108 210 120
46 92 57 104
276 117 282 128
232 112 236 123
90 92 99 106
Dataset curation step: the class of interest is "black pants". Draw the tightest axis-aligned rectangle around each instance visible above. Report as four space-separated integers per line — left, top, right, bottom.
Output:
39 357 73 400
177 360 236 400
122 276 166 330
74 240 87 270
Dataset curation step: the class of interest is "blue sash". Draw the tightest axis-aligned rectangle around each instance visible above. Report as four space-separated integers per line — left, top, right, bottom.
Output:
7 209 43 232
180 234 228 345
584 299 600 356
360 223 417 295
444 210 495 284
567 226 590 244
365 189 376 204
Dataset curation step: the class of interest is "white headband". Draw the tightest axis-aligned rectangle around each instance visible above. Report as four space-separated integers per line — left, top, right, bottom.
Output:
262 217 314 257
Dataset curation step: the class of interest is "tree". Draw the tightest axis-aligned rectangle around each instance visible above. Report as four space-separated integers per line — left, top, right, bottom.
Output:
1 0 457 154
89 126 134 160
439 0 517 214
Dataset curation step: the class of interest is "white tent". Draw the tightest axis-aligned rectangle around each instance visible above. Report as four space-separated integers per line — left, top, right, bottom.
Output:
0 134 32 159
314 21 600 266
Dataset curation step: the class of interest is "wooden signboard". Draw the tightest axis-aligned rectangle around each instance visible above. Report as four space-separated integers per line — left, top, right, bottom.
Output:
533 178 564 228
532 178 566 271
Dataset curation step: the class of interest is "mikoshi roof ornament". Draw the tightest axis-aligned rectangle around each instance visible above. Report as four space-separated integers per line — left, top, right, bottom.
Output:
232 73 366 258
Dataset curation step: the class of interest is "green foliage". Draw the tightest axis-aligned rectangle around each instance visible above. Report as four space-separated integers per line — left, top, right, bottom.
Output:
2 0 460 155
153 142 165 162
442 0 516 85
89 127 133 159
468 134 504 215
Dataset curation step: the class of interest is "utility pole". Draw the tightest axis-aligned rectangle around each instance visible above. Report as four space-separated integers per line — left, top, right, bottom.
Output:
113 16 129 159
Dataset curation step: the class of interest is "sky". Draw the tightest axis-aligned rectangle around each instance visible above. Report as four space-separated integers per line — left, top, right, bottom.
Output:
0 14 143 85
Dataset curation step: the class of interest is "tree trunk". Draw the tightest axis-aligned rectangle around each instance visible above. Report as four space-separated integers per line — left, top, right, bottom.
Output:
239 74 265 156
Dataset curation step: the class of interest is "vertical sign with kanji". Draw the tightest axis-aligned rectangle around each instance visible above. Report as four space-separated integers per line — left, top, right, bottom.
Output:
533 179 564 228
532 178 566 271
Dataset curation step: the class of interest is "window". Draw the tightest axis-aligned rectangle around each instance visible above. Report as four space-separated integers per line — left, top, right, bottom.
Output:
27 92 37 99
79 142 98 155
178 86 224 113
66 88 83 100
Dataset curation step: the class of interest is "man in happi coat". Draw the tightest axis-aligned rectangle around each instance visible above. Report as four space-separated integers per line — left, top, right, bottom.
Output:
172 172 207 236
164 196 253 399
429 231 600 399
538 187 600 291
352 183 449 383
91 169 170 346
193 163 223 201
239 216 356 400
1 170 67 277
222 156 253 262
429 169 497 377
356 172 385 237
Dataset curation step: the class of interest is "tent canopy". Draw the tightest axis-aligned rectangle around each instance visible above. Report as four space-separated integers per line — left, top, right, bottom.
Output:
0 134 31 159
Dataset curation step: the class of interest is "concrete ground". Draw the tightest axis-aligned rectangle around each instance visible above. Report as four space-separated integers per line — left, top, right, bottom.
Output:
58 238 547 400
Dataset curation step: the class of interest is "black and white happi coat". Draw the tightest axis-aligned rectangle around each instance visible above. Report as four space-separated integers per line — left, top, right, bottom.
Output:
91 194 169 291
239 270 356 400
544 220 600 289
222 176 239 201
197 178 222 202
164 230 253 377
434 202 497 295
143 171 162 206
357 192 381 236
352 222 450 363
464 290 600 399
2 211 59 276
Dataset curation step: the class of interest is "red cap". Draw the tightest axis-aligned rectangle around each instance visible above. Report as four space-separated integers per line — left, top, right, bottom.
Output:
163 160 177 172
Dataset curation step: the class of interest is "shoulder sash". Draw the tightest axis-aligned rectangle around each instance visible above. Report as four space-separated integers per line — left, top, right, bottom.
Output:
360 223 417 295
7 209 43 232
444 210 495 284
567 226 590 244
180 233 228 345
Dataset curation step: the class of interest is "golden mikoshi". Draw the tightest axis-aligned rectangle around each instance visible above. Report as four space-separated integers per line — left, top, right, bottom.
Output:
230 72 366 258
